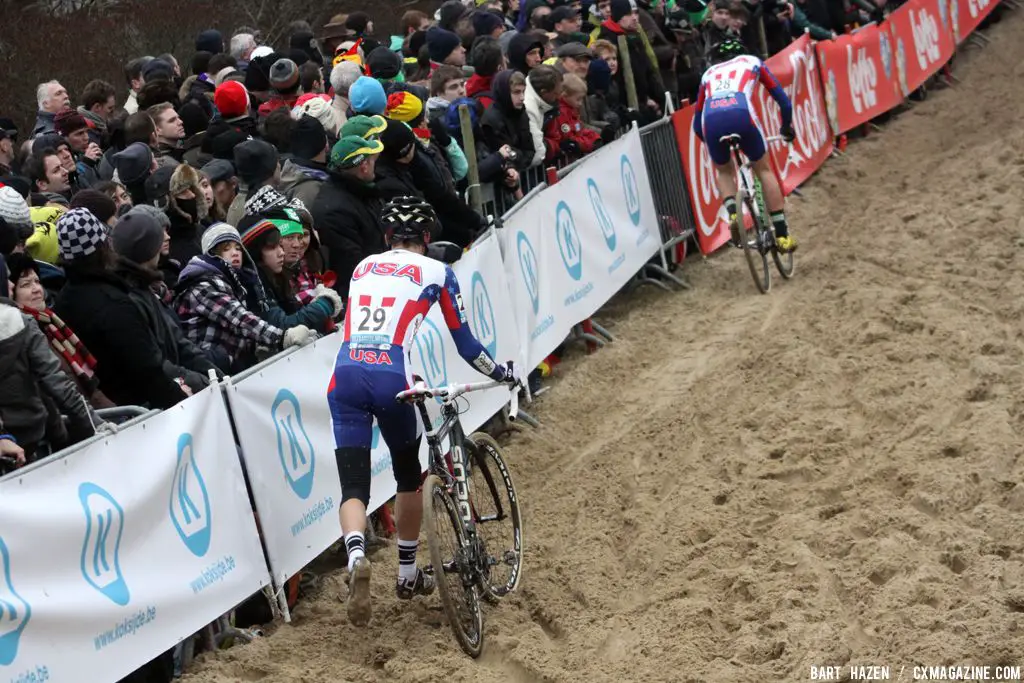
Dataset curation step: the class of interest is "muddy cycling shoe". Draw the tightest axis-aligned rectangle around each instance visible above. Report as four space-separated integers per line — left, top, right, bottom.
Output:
396 567 436 600
775 235 798 253
728 214 742 248
346 557 373 626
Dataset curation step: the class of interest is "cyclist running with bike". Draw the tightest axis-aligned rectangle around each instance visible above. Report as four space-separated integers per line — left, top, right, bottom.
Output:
693 38 798 253
327 196 518 626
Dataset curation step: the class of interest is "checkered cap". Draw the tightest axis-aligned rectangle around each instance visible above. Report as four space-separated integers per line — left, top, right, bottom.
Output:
57 207 108 262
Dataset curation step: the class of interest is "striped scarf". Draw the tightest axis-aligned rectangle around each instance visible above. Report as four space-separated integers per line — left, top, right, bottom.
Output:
17 304 99 385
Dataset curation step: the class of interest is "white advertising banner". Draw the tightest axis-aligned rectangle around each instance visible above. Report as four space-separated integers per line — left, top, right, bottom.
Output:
0 387 269 683
501 127 660 368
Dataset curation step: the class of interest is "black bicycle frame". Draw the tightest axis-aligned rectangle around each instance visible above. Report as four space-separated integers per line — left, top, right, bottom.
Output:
415 402 476 535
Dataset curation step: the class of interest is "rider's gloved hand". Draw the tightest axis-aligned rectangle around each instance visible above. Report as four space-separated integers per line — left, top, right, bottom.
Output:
780 123 796 144
496 361 520 385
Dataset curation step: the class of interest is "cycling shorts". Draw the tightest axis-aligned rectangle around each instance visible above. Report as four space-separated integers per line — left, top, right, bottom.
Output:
327 343 420 451
702 96 766 166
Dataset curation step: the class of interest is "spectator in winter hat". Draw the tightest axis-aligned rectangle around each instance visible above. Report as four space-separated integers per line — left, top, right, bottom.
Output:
201 158 238 218
472 10 506 39
111 208 220 394
329 61 363 129
507 32 546 74
292 94 340 138
311 134 386 296
340 114 388 141
280 116 330 209
179 101 211 168
146 164 208 283
214 81 252 122
226 139 281 227
0 186 32 240
555 43 594 78
385 92 424 125
349 77 388 116
550 6 587 48
290 30 325 67
25 204 66 264
32 81 72 138
374 119 421 201
426 26 466 69
141 59 175 85
597 0 661 119
245 52 284 98
438 0 470 30
481 70 536 174
113 141 157 204
70 189 118 228
345 11 379 53
174 221 313 373
367 46 403 82
196 29 225 55
258 59 303 118
54 207 192 408
26 149 70 196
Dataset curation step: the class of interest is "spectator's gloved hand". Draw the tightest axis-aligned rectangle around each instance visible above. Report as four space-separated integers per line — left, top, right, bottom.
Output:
283 325 315 349
600 125 617 143
429 117 452 147
560 139 581 156
780 123 797 143
313 284 344 318
95 421 118 436
427 241 463 264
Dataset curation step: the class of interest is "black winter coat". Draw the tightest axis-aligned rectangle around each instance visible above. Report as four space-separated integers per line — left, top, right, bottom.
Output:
309 172 387 298
54 267 189 409
114 258 220 393
597 21 661 111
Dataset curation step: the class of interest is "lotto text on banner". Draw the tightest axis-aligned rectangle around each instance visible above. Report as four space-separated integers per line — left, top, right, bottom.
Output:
815 24 903 134
0 387 269 683
500 127 660 368
885 0 956 96
758 34 834 194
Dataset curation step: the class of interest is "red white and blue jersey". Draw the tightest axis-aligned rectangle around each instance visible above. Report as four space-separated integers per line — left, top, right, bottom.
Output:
693 55 792 141
337 248 503 382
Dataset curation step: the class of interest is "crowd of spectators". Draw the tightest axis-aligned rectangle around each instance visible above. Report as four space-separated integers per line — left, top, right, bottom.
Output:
0 0 894 470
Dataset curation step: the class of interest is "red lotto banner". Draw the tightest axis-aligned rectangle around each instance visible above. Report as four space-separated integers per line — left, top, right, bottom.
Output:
673 104 732 254
755 34 834 195
815 24 902 134
885 0 957 96
952 0 998 43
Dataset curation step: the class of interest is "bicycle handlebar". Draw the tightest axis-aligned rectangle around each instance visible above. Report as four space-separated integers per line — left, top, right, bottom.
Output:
396 379 521 420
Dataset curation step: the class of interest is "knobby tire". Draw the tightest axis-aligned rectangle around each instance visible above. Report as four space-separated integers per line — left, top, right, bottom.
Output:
422 474 484 658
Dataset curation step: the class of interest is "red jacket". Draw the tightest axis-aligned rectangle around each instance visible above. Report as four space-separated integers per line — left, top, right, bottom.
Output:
543 97 600 161
466 73 495 110
258 94 299 118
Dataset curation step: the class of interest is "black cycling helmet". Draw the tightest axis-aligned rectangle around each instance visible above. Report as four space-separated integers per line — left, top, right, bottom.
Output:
709 36 746 64
381 196 439 245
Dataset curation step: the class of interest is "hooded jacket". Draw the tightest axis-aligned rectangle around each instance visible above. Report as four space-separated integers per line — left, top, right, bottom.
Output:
523 79 557 167
596 19 662 112
280 157 330 209
0 302 95 451
507 33 545 75
479 70 536 173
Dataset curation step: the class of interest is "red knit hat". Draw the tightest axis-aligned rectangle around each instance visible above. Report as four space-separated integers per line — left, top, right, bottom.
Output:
215 81 251 120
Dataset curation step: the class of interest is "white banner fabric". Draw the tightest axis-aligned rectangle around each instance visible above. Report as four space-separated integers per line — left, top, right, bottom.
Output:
500 127 660 368
0 387 269 683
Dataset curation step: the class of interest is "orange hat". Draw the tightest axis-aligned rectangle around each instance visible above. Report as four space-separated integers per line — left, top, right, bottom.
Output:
385 91 424 124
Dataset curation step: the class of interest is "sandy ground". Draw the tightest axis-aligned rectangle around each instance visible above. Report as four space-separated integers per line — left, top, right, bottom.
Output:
186 14 1024 683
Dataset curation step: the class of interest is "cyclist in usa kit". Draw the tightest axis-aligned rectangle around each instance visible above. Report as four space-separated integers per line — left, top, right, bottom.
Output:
327 196 517 627
693 38 798 253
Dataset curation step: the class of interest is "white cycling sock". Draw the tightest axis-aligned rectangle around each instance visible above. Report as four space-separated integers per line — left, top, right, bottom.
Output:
397 539 419 583
345 532 365 572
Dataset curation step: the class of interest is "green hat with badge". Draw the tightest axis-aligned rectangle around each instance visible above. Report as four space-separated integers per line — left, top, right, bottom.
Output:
340 114 387 141
329 135 384 171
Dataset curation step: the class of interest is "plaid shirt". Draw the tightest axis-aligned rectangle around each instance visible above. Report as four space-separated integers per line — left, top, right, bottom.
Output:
292 259 320 307
175 267 283 368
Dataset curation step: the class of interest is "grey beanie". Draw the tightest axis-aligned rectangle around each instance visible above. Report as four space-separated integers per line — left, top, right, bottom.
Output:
112 208 166 264
201 221 242 255
113 142 155 185
233 139 279 186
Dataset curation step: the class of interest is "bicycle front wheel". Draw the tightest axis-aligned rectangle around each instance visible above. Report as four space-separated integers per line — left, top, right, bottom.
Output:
772 244 796 279
738 190 771 294
422 474 484 657
466 432 524 602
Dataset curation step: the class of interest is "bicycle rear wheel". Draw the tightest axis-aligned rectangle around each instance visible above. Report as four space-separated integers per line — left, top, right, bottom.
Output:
422 474 484 657
465 433 523 602
738 189 771 294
